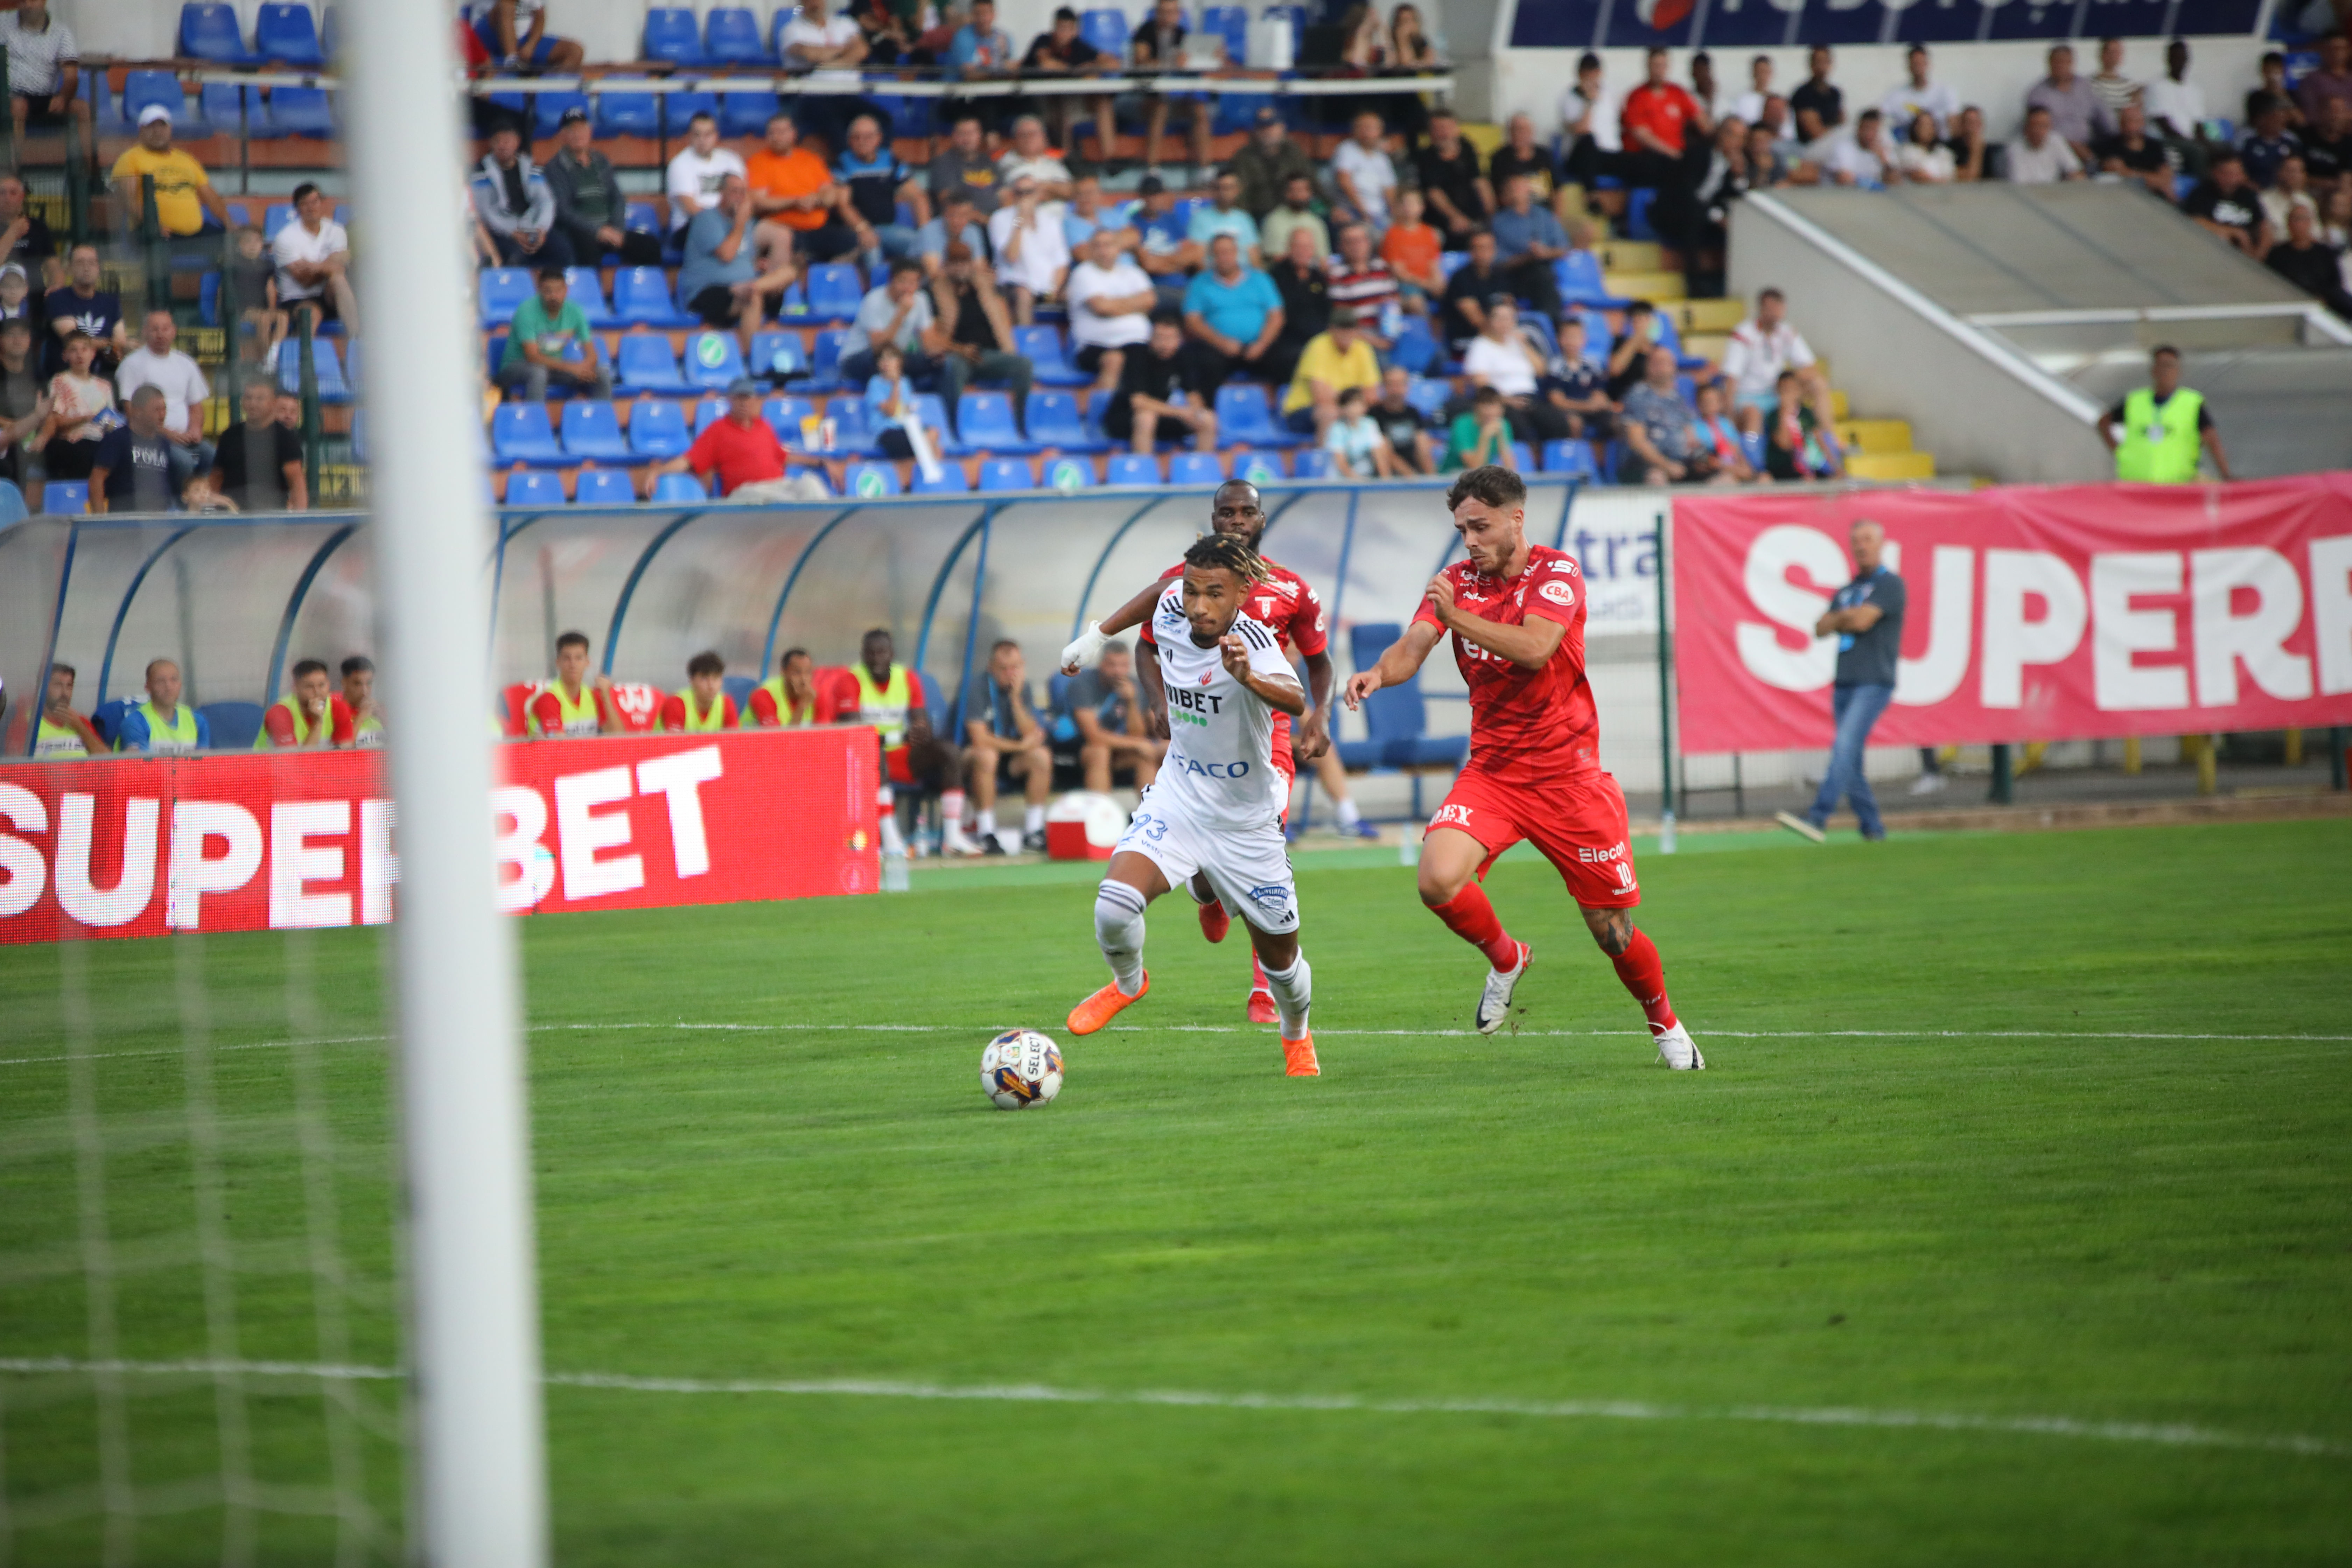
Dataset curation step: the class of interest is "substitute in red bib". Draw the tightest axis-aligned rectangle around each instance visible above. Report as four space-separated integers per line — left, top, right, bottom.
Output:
1345 465 1704 1070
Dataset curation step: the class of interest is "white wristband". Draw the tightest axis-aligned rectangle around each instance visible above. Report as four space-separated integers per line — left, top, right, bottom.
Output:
1060 620 1107 675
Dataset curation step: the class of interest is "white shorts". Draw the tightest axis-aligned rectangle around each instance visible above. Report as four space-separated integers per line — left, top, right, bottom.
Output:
1115 788 1299 936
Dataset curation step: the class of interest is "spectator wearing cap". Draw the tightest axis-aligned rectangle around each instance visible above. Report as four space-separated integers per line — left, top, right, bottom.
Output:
986 173 1070 325
1182 232 1283 386
931 241 1035 436
546 104 660 270
0 1 89 157
0 262 31 329
678 173 797 354
1280 304 1379 441
115 658 211 753
1232 106 1316 220
499 267 611 402
2238 92 2304 190
114 308 214 495
916 188 990 281
110 103 229 239
0 315 45 489
272 181 358 338
648 377 804 501
472 122 571 270
210 376 308 512
43 241 124 377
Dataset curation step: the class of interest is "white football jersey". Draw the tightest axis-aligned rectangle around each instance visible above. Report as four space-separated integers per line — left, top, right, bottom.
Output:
1148 580 1300 829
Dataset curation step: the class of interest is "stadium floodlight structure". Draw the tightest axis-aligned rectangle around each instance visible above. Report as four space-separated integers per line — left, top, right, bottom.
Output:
343 6 550 1565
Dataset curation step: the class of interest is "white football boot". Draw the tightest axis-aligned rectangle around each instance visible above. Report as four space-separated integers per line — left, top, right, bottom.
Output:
1654 1021 1706 1071
1474 943 1532 1036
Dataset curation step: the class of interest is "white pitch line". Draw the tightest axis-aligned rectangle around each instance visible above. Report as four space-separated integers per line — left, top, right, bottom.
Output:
0 1357 2339 1459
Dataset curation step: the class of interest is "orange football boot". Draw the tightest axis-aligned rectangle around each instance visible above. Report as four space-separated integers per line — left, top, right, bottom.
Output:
1198 898 1231 943
1281 1033 1320 1077
1067 972 1149 1035
1247 989 1279 1023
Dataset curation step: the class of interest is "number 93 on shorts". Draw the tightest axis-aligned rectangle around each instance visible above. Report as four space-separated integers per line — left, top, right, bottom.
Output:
1116 797 1300 935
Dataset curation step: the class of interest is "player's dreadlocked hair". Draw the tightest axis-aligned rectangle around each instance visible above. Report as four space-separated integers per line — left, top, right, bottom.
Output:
1183 530 1273 586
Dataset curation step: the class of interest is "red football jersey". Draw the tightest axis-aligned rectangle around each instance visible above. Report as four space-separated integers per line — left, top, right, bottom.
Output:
1412 543 1599 785
1142 554 1326 761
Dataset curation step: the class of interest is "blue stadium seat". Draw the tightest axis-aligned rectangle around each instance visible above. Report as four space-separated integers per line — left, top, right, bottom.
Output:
1201 5 1249 63
263 202 298 242
801 328 849 392
643 7 705 66
651 472 709 503
1212 383 1300 448
597 79 662 139
912 393 965 453
749 329 805 381
1230 449 1286 484
201 702 265 749
1573 308 1613 368
844 462 902 498
957 391 1038 454
1079 9 1130 59
1541 439 1597 479
92 698 137 748
574 469 638 506
1626 187 1659 243
1105 453 1161 485
276 338 352 403
1167 452 1223 485
492 403 569 465
199 82 250 134
976 458 1035 491
534 89 593 139
763 395 818 443
802 263 865 323
1290 447 1332 478
616 336 691 393
1554 250 1629 310
1387 315 1436 375
564 267 616 326
663 90 719 138
682 330 748 389
690 394 729 434
180 3 258 64
822 400 883 456
560 401 632 461
267 86 335 138
719 89 783 138
503 470 570 507
478 267 535 328
1024 391 1107 452
1212 90 1275 137
343 338 365 389
1041 457 1094 490
255 2 324 64
1014 324 1090 387
614 268 695 327
42 480 88 515
1438 251 1470 282
911 464 971 493
705 7 770 65
1338 622 1470 775
628 398 693 456
1510 442 1535 473
111 72 188 139
1403 376 1450 421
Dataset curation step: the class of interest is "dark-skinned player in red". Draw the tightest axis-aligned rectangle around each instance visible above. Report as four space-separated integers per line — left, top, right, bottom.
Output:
1061 478 1335 1024
1344 465 1705 1069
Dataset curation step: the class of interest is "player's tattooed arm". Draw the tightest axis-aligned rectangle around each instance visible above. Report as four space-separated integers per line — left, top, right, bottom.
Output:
1135 640 1171 740
1220 636 1307 715
1343 620 1444 709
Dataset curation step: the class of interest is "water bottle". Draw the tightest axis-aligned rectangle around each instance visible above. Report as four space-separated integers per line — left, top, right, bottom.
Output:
882 846 911 891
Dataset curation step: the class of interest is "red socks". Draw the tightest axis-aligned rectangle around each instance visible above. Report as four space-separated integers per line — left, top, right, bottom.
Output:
1250 948 1270 994
1611 930 1679 1035
1428 885 1521 971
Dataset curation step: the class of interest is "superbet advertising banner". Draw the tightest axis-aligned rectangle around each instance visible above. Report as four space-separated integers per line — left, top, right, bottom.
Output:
0 729 879 945
1671 476 2352 754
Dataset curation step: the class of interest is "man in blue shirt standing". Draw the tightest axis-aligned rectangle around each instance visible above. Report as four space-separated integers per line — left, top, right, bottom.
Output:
1181 233 1284 386
1780 519 1906 843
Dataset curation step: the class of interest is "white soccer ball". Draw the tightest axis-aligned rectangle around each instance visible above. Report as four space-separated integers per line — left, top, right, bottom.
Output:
980 1029 1063 1110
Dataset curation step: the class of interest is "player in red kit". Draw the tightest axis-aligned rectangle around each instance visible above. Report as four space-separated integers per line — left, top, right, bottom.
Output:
1344 465 1704 1069
1061 479 1347 1022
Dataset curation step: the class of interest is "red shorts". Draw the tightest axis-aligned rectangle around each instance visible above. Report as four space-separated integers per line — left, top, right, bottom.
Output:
884 743 914 787
1428 768 1640 909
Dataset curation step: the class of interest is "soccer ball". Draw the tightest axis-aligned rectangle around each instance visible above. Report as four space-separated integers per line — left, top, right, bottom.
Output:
981 1029 1063 1110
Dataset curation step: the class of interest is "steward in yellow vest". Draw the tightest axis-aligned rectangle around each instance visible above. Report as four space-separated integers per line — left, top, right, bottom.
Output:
2102 346 2230 483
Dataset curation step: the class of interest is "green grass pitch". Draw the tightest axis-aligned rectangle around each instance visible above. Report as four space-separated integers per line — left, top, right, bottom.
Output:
2 818 2348 1563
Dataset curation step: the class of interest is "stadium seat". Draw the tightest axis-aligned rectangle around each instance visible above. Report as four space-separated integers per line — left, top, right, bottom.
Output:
616 335 691 392
957 392 1038 455
1541 439 1597 479
199 81 251 135
976 458 1035 491
1212 383 1300 448
844 462 903 498
802 264 865 323
1023 391 1106 453
1290 447 1332 478
597 79 662 139
342 339 366 389
691 395 729 435
564 267 616 326
1212 90 1275 137
643 7 704 66
1041 457 1094 490
534 89 593 139
1554 250 1629 310
763 395 818 444
1626 187 1660 243
1511 442 1535 473
111 72 188 139
1337 623 1470 773
1403 376 1450 421
255 2 324 64
1387 315 1437 375
92 698 136 748
1167 451 1223 485
719 89 784 138
650 472 709 503
663 90 718 138
911 464 971 493
560 401 632 461
1014 325 1090 387
1573 308 1613 368
1105 453 1161 485
492 403 569 465
749 329 805 382
1230 450 1286 485
802 329 850 392
683 330 749 389
42 480 88 515
912 393 965 453
573 469 638 506
1079 9 1130 59
503 470 570 507
200 701 265 749
180 2 259 64
614 268 696 328
1201 5 1249 63
478 268 535 328
276 338 352 403
822 400 884 455
704 6 768 63
628 398 693 457
267 86 336 139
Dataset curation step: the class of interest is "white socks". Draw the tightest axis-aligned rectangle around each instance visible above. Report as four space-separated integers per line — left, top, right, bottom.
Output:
942 789 968 830
976 808 997 838
1094 881 1148 996
1334 797 1362 828
1023 803 1046 835
876 785 905 854
1261 953 1312 1040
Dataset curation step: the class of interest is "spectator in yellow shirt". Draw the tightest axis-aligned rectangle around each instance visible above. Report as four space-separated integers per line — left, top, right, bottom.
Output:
109 105 229 238
1280 306 1381 441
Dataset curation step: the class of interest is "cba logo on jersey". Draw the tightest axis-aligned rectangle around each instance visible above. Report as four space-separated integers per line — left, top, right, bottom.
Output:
1538 579 1576 606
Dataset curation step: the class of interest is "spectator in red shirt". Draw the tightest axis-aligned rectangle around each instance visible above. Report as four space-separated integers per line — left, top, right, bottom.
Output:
1621 47 1706 189
260 658 357 749
645 377 799 501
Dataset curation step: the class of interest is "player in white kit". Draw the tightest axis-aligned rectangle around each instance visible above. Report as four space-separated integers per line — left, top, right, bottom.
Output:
1066 534 1322 1077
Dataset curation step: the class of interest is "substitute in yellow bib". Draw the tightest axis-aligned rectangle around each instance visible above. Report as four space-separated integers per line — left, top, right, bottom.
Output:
30 663 105 758
659 650 738 731
2101 345 2231 483
854 625 981 856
